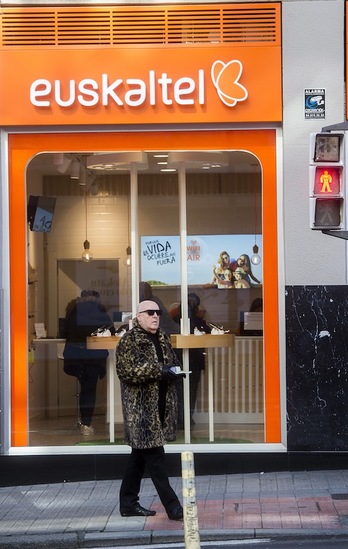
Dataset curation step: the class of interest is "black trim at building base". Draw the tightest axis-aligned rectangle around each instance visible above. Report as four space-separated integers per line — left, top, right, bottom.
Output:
0 452 347 487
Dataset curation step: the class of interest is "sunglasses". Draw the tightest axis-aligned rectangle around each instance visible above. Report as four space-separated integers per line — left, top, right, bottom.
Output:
138 309 163 316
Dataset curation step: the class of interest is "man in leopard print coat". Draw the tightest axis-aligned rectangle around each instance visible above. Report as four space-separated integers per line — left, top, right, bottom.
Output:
116 300 184 521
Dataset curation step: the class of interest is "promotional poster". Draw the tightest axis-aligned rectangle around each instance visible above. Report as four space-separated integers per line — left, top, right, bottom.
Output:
141 234 262 288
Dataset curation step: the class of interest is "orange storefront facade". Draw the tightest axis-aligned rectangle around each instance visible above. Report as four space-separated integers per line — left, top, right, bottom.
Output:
0 3 286 478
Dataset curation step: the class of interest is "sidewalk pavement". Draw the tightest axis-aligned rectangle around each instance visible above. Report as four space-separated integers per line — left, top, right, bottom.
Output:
1 469 348 548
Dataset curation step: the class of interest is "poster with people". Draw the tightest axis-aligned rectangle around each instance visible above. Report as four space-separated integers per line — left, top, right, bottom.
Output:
141 234 262 288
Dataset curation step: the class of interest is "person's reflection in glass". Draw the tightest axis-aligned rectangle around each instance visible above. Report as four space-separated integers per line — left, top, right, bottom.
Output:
63 290 115 436
172 293 211 428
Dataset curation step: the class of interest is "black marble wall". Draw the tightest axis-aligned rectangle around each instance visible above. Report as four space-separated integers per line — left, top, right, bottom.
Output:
286 285 348 451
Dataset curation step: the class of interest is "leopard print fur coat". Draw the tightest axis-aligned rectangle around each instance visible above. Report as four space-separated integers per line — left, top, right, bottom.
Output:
115 319 181 449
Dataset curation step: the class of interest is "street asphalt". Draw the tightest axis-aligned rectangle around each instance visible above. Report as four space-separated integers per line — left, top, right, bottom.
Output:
1 469 348 547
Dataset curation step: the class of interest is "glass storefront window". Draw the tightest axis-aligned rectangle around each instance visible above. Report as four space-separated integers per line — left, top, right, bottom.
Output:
23 144 267 448
185 152 263 443
27 155 132 445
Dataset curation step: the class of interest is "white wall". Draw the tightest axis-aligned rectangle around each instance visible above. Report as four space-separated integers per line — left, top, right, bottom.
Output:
282 0 347 285
46 194 130 335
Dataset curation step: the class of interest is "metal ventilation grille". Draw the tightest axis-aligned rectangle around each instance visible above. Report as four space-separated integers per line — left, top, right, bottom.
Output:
0 4 281 48
1 12 57 46
222 7 279 42
112 9 168 45
58 11 115 46
166 6 279 44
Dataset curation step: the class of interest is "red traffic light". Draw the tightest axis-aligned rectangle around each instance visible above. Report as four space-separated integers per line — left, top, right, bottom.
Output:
313 167 341 195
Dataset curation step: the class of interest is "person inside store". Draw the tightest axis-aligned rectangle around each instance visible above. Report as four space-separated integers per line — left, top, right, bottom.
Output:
139 281 180 335
250 297 263 312
207 251 235 288
233 267 251 288
230 254 261 286
171 292 211 427
116 300 184 521
63 289 115 436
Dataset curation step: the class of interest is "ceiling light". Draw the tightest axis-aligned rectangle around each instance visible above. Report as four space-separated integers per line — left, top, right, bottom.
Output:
53 153 64 165
70 160 80 179
82 240 93 263
79 165 87 186
167 151 229 170
86 152 148 171
55 155 72 174
123 245 132 267
81 193 93 262
251 244 261 265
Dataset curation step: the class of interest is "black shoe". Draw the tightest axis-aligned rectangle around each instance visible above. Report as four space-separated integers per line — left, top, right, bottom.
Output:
167 505 184 521
120 504 156 517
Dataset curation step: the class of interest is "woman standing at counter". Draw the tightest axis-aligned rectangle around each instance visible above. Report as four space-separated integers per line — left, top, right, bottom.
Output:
63 290 115 436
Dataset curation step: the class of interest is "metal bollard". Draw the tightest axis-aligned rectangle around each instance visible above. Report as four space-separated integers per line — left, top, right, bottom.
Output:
181 451 201 549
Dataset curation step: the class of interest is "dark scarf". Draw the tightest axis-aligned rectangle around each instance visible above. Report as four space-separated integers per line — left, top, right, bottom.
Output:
147 330 166 425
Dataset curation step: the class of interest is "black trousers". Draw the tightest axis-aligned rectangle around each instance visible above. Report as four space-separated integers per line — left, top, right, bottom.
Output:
78 364 101 426
120 447 180 513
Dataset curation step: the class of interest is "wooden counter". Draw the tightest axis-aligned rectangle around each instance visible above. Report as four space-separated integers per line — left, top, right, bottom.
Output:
86 335 121 350
171 333 234 349
87 334 234 350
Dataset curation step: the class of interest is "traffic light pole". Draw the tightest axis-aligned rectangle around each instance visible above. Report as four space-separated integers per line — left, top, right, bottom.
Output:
322 230 348 240
322 121 348 132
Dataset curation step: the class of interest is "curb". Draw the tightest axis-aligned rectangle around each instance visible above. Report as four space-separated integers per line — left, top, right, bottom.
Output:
2 529 348 548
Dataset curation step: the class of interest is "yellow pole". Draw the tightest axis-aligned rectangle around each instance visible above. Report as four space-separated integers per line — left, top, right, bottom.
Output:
181 451 201 549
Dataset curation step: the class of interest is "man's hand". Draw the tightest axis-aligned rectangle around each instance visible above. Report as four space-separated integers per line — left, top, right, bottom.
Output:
161 365 180 381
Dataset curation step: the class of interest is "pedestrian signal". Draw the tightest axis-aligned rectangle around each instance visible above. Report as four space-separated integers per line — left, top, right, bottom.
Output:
313 167 340 195
309 132 345 230
313 197 342 228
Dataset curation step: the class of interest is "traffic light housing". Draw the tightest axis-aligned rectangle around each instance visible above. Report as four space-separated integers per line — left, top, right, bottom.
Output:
309 132 345 230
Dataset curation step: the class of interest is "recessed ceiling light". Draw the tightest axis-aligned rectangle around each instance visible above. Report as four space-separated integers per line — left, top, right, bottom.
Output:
87 152 148 171
166 151 229 171
160 168 177 172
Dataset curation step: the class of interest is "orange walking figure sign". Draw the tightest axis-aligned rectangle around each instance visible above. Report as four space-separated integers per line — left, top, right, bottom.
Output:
314 167 340 196
320 170 333 193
